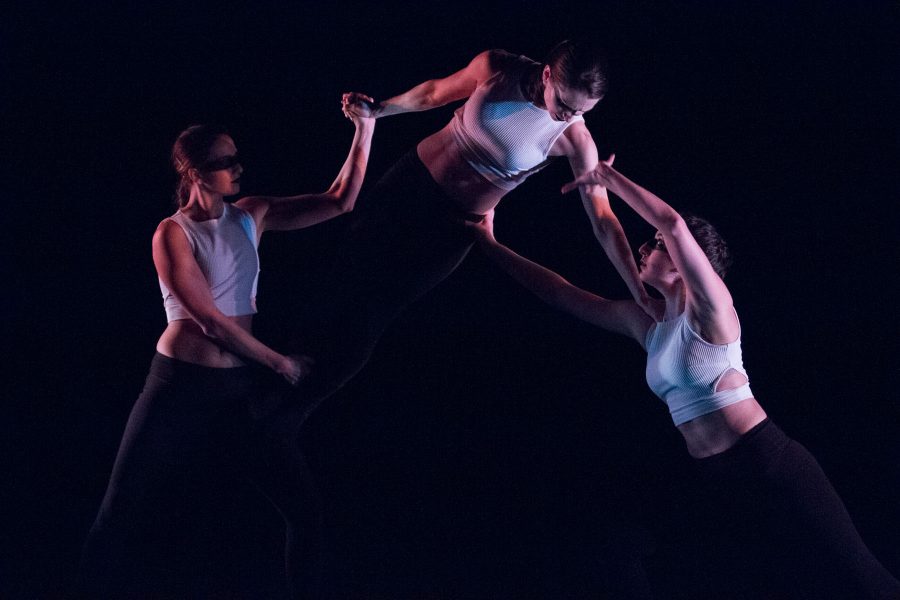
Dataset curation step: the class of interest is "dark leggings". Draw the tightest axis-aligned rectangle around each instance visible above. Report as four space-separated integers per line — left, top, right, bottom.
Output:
695 418 900 598
77 353 323 598
256 149 480 431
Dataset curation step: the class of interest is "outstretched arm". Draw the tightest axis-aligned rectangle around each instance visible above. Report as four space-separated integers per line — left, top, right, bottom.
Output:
470 211 654 346
559 124 652 314
563 162 735 330
362 49 498 119
236 94 375 234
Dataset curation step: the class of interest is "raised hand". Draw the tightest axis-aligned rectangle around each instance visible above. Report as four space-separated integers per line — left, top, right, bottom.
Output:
562 154 616 194
341 92 376 121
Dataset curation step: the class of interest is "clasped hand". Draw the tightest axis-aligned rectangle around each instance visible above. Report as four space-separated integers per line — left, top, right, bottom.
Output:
341 92 375 121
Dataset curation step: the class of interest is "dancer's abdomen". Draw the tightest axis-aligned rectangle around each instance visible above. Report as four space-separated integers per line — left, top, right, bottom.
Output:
156 316 253 368
417 124 508 214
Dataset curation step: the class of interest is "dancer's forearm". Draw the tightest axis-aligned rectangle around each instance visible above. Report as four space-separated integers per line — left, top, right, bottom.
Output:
372 50 493 118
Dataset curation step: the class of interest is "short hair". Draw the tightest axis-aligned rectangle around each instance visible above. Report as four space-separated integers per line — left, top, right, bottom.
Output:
682 214 733 279
170 124 229 208
544 39 609 99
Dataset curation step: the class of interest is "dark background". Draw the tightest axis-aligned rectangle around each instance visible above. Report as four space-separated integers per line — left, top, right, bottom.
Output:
4 1 899 597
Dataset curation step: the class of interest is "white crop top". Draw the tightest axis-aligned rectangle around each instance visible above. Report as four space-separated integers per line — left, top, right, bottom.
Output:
645 311 754 426
448 53 583 190
159 203 260 322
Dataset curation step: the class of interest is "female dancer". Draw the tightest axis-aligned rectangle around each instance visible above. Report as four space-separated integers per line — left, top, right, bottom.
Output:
466 159 900 597
77 95 375 597
265 41 650 427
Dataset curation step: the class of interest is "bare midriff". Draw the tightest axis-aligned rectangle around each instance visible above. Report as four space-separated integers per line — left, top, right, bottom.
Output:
156 315 253 368
676 397 768 458
416 123 509 215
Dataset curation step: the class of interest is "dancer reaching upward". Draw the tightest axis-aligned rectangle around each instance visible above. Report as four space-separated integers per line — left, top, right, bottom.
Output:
465 157 900 597
77 95 375 598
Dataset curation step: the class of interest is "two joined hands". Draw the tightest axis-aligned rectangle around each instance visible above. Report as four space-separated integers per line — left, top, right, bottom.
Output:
341 92 375 121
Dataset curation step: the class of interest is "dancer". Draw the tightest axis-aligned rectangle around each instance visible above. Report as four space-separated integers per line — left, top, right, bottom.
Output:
465 157 900 597
76 95 375 597
264 40 649 428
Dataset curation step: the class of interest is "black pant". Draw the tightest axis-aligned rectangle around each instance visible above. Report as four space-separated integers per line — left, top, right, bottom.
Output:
257 149 482 432
77 353 322 598
694 419 900 598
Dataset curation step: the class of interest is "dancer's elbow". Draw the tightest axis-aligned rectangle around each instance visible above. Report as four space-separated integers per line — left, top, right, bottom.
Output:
590 213 619 240
657 211 686 237
195 313 228 341
197 320 221 340
328 188 357 215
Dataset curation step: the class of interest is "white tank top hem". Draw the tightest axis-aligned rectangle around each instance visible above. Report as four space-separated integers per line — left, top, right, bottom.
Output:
159 203 260 322
645 310 754 426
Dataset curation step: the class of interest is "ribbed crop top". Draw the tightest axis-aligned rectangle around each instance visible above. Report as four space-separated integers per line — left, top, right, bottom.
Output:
448 53 583 191
645 311 754 426
159 203 260 322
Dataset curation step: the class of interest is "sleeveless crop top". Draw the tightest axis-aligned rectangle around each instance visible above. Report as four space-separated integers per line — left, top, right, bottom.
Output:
448 53 584 191
645 311 754 426
159 203 260 322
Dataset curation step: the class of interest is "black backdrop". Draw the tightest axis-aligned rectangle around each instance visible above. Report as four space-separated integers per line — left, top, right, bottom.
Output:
4 1 899 597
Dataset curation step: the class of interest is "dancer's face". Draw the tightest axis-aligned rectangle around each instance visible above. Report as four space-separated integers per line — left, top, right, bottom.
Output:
541 65 599 122
197 135 242 196
638 232 676 283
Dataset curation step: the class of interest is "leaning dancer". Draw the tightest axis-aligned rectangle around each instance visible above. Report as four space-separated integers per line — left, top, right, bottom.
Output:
262 41 650 428
77 96 375 598
465 158 900 597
